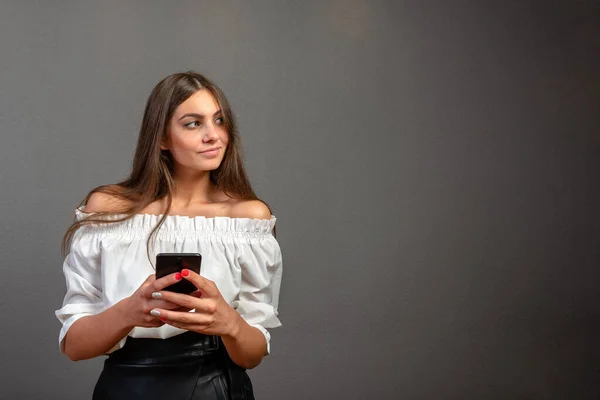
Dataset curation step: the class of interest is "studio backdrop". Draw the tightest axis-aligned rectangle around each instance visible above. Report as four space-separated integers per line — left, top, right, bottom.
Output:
0 1 598 399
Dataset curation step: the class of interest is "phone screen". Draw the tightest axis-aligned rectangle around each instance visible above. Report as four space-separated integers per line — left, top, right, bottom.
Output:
155 253 202 294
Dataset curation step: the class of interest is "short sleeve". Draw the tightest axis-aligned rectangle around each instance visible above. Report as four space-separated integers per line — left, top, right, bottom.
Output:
234 234 283 355
54 226 126 353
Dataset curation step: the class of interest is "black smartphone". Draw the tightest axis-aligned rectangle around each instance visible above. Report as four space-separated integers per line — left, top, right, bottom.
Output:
155 253 202 294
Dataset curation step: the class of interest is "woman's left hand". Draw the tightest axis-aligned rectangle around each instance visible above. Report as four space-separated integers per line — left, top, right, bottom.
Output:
148 269 242 337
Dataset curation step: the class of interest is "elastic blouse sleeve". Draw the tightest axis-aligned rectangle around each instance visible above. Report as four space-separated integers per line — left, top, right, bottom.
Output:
234 232 283 355
55 226 117 352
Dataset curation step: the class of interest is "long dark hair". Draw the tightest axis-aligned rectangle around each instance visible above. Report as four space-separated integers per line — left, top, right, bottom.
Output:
62 71 268 257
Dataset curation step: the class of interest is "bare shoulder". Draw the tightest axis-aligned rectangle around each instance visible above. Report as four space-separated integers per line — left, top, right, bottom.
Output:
229 199 272 220
84 185 131 213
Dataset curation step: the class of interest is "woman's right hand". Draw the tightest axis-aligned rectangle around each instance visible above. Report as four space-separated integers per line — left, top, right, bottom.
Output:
121 272 192 328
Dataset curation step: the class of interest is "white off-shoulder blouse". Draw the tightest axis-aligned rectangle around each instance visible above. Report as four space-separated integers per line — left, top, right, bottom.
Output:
55 209 283 354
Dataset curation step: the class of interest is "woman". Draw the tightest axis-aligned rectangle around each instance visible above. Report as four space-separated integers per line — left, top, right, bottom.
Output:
55 71 283 400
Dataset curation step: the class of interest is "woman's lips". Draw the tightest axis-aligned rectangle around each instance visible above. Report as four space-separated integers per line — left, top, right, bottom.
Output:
199 147 220 157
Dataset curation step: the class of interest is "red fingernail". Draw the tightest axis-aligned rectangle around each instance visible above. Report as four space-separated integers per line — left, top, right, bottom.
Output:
181 269 190 277
160 318 166 322
175 272 182 280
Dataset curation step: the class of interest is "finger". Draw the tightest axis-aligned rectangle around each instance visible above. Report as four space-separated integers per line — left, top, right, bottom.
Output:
154 309 213 326
147 272 185 293
148 299 185 310
153 291 215 314
153 306 193 313
144 311 166 327
152 290 200 309
160 303 192 312
172 306 193 312
180 269 217 296
165 321 208 332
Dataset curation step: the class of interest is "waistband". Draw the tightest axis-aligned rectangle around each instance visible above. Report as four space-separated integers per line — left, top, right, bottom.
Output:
107 332 221 366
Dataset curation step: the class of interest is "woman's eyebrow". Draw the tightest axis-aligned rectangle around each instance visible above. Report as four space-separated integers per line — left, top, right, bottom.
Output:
178 110 222 120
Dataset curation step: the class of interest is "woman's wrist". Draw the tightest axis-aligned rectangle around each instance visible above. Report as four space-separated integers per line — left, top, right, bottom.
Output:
223 307 244 339
113 297 137 331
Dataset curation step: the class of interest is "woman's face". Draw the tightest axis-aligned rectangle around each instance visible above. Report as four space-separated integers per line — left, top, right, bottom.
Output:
162 89 229 174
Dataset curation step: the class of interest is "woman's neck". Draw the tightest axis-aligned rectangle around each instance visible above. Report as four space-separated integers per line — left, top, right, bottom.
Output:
170 169 216 206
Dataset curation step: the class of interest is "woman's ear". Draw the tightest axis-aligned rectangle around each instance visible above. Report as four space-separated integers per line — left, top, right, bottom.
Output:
160 134 170 151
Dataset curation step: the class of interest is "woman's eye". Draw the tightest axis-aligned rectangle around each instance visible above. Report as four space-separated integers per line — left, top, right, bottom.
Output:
184 121 200 129
215 117 224 125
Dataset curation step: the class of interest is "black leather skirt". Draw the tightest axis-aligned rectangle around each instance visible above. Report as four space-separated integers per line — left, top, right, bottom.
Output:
92 332 254 400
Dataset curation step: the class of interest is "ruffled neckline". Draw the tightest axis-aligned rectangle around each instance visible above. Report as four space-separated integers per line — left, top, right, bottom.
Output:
74 208 276 235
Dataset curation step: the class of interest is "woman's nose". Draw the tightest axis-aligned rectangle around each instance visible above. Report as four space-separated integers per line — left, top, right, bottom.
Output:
202 124 220 142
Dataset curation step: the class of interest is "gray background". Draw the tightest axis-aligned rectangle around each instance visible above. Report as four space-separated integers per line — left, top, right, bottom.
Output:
0 1 599 399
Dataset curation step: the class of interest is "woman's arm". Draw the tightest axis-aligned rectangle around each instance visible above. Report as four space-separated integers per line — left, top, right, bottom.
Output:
62 273 188 361
62 298 134 361
60 191 167 361
220 312 268 369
